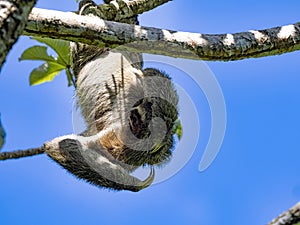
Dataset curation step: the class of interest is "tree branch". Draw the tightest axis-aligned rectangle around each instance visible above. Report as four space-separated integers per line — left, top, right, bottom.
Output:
268 202 300 225
0 0 37 69
81 0 171 21
22 8 300 61
0 147 44 160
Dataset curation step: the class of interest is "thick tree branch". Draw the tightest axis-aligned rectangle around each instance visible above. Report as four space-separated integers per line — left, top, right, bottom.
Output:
0 147 44 160
23 8 300 61
0 0 37 69
268 202 300 225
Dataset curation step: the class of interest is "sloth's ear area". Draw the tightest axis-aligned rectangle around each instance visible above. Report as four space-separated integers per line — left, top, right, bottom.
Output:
44 134 155 192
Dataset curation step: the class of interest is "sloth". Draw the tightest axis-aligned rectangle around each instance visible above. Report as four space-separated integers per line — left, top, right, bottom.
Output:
44 0 179 192
44 46 179 192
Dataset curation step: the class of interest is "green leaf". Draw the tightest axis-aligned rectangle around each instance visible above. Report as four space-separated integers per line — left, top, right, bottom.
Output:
173 118 182 140
19 38 75 87
33 37 71 66
19 46 55 62
29 62 65 86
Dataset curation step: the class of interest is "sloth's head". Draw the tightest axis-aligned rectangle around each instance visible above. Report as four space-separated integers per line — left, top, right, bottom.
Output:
101 68 179 167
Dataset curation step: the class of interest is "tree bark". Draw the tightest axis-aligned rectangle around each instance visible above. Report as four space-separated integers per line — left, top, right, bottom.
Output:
0 0 37 70
80 0 171 21
0 147 44 160
268 202 300 225
23 8 300 62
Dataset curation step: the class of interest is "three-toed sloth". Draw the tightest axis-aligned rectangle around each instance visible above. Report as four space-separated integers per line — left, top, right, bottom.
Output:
44 44 179 192
43 0 179 191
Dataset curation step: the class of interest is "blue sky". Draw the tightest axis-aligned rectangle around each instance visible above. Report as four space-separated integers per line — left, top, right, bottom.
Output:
1 0 300 225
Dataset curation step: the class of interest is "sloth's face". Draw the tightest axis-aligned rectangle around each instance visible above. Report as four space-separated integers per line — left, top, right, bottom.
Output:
98 72 179 168
126 96 178 165
116 68 179 167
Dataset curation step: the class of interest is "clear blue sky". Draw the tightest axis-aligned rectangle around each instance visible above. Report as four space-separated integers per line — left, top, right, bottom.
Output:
1 0 300 225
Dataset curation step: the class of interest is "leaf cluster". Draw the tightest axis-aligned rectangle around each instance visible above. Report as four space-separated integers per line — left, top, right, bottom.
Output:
19 37 75 86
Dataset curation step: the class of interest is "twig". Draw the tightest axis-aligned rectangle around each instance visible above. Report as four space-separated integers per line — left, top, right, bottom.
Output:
0 147 45 160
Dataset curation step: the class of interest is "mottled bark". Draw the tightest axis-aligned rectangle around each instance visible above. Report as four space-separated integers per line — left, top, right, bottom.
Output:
0 0 36 70
23 8 300 61
80 0 171 22
0 147 44 160
268 202 300 225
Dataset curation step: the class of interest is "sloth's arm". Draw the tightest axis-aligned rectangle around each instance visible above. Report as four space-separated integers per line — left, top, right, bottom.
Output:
44 134 154 192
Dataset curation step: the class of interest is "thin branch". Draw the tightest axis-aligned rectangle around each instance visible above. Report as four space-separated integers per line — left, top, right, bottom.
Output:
268 202 300 225
23 8 300 61
0 147 45 160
